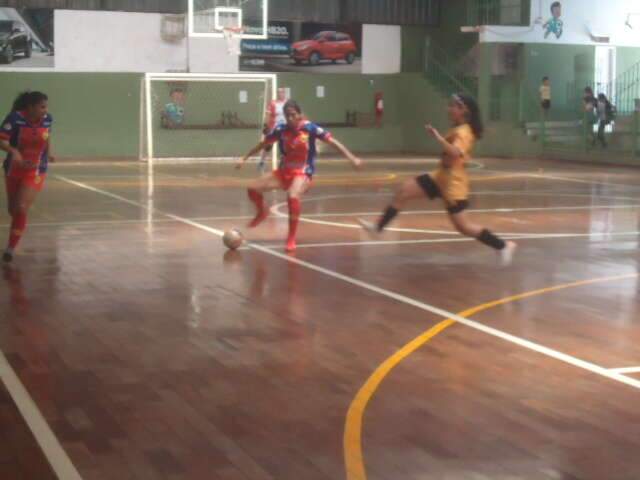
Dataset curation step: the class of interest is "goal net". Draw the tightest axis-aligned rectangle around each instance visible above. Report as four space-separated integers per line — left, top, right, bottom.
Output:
140 73 277 164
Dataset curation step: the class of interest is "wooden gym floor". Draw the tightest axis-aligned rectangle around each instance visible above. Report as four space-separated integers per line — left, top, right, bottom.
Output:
2 156 640 480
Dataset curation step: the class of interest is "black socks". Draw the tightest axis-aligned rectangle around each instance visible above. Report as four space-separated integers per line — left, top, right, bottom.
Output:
477 229 506 250
378 206 399 231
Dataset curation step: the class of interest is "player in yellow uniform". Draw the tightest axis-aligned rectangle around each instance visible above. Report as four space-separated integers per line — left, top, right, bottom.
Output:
360 93 516 264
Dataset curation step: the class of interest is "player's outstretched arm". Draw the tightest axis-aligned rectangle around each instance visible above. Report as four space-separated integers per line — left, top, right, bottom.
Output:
425 124 462 167
325 137 362 169
236 141 268 170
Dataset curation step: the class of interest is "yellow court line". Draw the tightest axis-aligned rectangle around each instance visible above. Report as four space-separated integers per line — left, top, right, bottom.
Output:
343 273 639 480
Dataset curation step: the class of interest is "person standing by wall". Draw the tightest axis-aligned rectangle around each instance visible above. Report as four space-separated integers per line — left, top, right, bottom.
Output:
539 77 551 119
596 93 614 148
583 86 598 146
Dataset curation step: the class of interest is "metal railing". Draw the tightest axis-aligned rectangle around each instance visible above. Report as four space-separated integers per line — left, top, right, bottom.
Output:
424 39 478 98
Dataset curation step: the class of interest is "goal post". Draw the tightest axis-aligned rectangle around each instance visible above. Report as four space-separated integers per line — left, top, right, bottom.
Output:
140 72 277 165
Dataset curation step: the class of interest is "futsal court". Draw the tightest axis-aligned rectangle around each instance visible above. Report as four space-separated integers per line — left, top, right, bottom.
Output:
4 0 640 478
1 155 640 479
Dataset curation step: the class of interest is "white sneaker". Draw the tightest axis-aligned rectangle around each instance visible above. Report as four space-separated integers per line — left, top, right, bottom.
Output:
499 241 517 266
357 218 380 237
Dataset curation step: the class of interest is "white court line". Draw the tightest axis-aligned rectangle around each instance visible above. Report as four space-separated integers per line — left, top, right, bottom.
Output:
4 203 640 230
528 173 640 190
54 174 640 395
0 352 83 479
0 215 255 229
293 204 640 218
269 231 640 250
609 367 640 374
271 192 640 236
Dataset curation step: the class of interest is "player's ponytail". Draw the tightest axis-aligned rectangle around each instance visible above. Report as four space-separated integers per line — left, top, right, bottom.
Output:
12 91 48 112
454 93 483 139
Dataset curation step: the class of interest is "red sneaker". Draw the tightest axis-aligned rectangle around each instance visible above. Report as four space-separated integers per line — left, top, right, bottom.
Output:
248 210 269 228
285 239 296 253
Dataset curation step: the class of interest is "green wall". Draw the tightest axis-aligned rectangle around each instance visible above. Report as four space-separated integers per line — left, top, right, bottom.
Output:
0 69 542 160
395 73 539 158
0 72 409 158
519 44 640 120
617 47 640 78
427 0 477 58
523 43 595 121
0 73 141 158
401 26 427 73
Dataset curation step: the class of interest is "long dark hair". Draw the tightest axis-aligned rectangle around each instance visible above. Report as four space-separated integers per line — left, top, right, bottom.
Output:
12 91 48 112
455 93 483 139
283 99 301 114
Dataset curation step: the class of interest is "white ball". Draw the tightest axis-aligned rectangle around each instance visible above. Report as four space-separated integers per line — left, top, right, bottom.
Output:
222 229 244 250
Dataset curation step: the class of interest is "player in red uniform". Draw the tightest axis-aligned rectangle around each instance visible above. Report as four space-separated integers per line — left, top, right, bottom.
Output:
237 99 362 252
0 91 54 263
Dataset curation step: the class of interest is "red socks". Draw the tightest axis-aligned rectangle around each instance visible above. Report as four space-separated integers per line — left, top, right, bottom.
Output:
247 190 301 251
248 189 264 210
248 189 268 228
8 212 27 250
286 197 301 250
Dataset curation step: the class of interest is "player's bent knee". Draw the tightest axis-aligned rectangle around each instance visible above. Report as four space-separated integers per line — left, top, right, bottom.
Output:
394 189 410 205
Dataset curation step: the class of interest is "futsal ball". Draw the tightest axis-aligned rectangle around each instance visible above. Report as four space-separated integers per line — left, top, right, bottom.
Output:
223 228 244 250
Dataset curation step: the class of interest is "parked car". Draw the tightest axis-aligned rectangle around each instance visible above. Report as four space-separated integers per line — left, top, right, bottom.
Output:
0 20 32 64
291 31 357 66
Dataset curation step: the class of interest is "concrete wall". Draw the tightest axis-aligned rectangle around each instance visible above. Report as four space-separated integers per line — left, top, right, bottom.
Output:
55 10 188 72
362 24 401 74
188 36 238 73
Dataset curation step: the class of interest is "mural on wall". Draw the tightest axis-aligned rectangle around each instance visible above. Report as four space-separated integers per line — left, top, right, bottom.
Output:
481 0 640 48
543 1 564 39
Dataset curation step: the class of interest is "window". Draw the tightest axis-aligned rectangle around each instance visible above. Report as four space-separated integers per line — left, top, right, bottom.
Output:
499 0 523 25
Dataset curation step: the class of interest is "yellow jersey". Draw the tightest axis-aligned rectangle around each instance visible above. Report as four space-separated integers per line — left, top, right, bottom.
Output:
430 123 476 203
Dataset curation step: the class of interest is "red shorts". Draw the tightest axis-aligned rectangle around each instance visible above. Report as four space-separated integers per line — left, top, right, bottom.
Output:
5 174 46 196
273 170 311 191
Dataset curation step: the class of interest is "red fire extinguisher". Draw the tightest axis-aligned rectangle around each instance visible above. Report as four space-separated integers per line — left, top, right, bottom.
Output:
374 92 384 127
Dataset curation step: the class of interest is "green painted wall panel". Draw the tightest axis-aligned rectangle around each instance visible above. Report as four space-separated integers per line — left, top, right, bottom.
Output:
0 72 141 158
617 48 640 77
0 70 541 160
402 26 427 73
523 43 595 120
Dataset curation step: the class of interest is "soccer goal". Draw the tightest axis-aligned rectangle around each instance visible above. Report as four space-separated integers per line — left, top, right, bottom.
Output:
140 72 277 164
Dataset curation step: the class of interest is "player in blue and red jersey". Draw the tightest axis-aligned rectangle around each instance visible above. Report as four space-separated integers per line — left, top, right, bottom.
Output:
0 91 54 263
237 99 362 252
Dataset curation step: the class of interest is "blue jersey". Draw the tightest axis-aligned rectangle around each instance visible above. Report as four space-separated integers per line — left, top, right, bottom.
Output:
264 121 332 175
0 111 53 176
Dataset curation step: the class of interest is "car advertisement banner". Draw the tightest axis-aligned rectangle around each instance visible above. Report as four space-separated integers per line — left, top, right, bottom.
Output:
0 7 54 69
240 21 363 74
